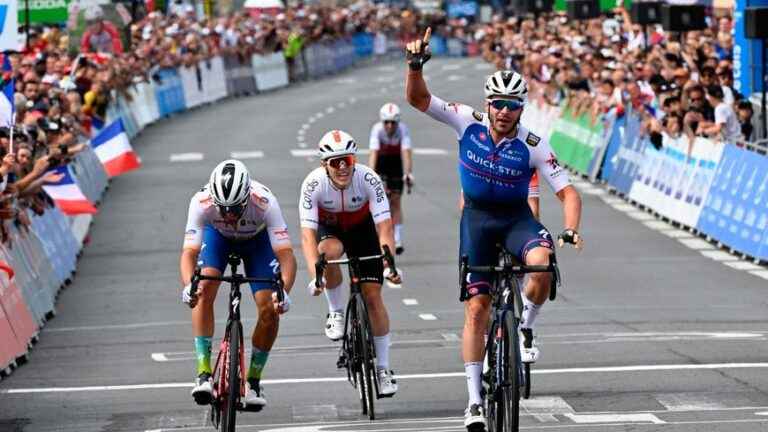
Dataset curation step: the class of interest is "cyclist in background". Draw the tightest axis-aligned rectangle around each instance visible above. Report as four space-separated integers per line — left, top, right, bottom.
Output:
299 130 402 397
405 28 583 430
180 160 297 410
369 103 414 255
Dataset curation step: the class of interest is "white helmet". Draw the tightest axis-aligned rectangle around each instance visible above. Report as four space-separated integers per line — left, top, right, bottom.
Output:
208 159 251 208
317 130 358 160
379 103 401 122
484 70 528 102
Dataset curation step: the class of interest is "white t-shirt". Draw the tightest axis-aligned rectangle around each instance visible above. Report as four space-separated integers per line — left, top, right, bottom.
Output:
714 102 741 143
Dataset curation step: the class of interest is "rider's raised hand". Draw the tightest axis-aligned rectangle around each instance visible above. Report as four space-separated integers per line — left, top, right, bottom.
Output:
406 27 432 71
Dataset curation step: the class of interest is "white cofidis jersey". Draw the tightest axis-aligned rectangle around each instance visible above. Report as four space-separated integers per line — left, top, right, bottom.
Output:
183 180 291 250
369 122 412 156
426 95 570 207
299 164 391 230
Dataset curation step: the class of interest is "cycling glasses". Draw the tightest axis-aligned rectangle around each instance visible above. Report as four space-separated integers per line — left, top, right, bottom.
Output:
218 202 246 218
327 155 355 169
489 99 524 111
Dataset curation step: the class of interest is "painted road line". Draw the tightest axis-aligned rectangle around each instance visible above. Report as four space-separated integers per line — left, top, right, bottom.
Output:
403 299 419 306
169 153 204 162
564 413 665 424
325 106 335 113
655 393 728 411
441 333 460 342
626 211 656 221
7 363 768 394
291 149 316 157
413 148 449 155
475 63 493 70
150 353 168 362
442 64 462 71
678 238 715 250
724 261 764 271
522 396 575 423
749 270 768 280
701 250 739 261
660 229 694 239
643 220 672 230
447 75 464 81
610 203 636 212
230 151 264 159
581 188 607 196
419 313 438 321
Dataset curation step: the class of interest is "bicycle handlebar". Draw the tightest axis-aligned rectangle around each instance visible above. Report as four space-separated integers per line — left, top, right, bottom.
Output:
315 245 398 288
189 268 285 302
459 254 560 300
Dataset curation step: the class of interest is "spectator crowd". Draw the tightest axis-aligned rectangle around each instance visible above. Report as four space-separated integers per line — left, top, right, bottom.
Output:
0 0 758 243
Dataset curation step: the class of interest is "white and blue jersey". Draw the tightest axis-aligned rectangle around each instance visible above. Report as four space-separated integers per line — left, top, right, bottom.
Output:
425 95 570 208
424 95 569 301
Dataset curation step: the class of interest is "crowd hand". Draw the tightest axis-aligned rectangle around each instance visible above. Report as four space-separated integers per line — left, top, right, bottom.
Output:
272 290 291 314
32 156 51 175
42 171 65 184
182 283 198 308
405 27 432 71
403 173 414 194
557 229 584 250
1 153 15 171
308 276 326 296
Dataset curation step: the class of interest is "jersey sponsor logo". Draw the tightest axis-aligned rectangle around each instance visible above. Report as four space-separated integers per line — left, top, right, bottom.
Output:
468 133 490 152
478 132 487 141
526 132 541 147
472 110 484 121
546 152 561 170
302 180 319 209
363 172 385 203
185 229 197 235
466 149 524 177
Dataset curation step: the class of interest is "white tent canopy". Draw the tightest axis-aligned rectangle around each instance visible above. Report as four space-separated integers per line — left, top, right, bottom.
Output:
244 0 285 8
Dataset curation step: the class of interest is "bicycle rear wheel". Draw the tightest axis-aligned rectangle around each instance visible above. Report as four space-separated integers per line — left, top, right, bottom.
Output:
501 312 521 432
221 321 241 432
355 296 376 420
484 321 502 432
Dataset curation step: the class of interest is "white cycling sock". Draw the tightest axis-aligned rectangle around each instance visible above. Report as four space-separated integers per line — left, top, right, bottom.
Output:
521 293 542 330
395 224 403 245
374 333 391 369
465 361 483 406
324 283 345 313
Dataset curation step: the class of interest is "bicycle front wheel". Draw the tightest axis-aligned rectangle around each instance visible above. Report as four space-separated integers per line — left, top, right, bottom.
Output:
221 321 241 432
355 296 376 420
501 312 521 432
484 320 502 432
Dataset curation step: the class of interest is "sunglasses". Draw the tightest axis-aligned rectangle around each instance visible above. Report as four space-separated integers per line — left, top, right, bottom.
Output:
489 99 524 111
383 120 398 125
327 155 355 169
218 202 246 218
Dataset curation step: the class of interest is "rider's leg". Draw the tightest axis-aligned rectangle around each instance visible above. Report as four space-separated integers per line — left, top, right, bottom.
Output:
249 289 279 382
521 246 552 329
462 294 491 407
192 273 222 375
318 237 345 312
361 282 390 368
390 192 403 248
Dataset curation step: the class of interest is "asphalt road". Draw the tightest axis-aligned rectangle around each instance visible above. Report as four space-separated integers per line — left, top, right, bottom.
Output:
1 57 768 432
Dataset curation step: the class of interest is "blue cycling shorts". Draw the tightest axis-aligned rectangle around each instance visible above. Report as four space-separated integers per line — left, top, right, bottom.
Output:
199 225 279 294
459 204 553 301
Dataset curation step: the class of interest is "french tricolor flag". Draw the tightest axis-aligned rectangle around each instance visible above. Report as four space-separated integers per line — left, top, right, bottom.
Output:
90 119 141 177
42 166 97 215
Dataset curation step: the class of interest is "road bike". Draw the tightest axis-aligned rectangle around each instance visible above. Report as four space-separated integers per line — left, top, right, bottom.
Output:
315 245 398 420
189 253 284 432
460 247 559 432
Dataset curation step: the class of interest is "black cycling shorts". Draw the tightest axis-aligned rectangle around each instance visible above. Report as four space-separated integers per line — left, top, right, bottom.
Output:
374 155 404 194
317 216 384 284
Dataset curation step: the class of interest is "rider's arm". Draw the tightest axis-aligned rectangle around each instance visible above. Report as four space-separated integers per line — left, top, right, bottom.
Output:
528 170 540 220
299 172 321 279
263 194 297 293
363 167 395 253
556 186 582 232
401 123 413 176
406 68 431 112
528 197 540 220
531 139 582 231
300 227 320 280
374 219 397 258
368 124 380 169
274 248 296 294
180 194 204 285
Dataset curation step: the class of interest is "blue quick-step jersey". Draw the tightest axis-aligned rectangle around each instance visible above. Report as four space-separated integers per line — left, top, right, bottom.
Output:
425 95 570 206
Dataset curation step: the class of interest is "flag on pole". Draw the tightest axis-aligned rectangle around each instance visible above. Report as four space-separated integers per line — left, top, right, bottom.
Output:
90 118 141 177
0 54 14 127
41 166 97 215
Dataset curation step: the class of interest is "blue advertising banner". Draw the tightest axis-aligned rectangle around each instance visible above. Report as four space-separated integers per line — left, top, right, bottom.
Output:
697 144 768 259
155 68 187 117
446 0 478 17
606 111 644 195
733 0 768 96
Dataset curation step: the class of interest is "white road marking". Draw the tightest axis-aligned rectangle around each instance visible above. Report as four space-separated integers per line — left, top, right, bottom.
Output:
298 142 307 148
376 76 395 82
700 250 739 261
475 63 493 70
749 270 768 280
419 313 438 321
150 353 168 362
230 151 264 159
301 123 310 130
169 153 204 162
626 211 656 221
348 97 357 103
291 149 317 157
564 413 665 424
335 78 357 84
403 298 419 306
610 203 636 212
413 148 449 155
442 64 461 71
441 333 460 342
292 404 339 422
325 106 335 114
581 188 607 196
446 75 464 81
655 393 728 411
678 238 715 250
315 112 324 119
377 65 396 72
724 261 764 271
757 411 768 416
337 102 346 109
643 220 672 230
522 396 575 423
7 363 768 394
660 229 694 239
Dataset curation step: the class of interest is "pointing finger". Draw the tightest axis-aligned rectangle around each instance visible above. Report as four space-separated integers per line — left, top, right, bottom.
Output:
423 27 432 46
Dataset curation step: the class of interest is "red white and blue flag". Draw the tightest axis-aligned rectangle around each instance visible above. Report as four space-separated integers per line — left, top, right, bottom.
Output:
90 118 141 177
0 54 15 127
42 166 97 215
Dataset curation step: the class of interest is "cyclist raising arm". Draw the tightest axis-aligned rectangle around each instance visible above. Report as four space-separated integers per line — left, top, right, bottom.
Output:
405 28 583 431
180 160 297 410
299 130 402 397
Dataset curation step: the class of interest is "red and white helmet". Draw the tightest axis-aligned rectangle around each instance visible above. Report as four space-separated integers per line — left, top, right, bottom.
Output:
379 103 401 122
317 130 358 160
